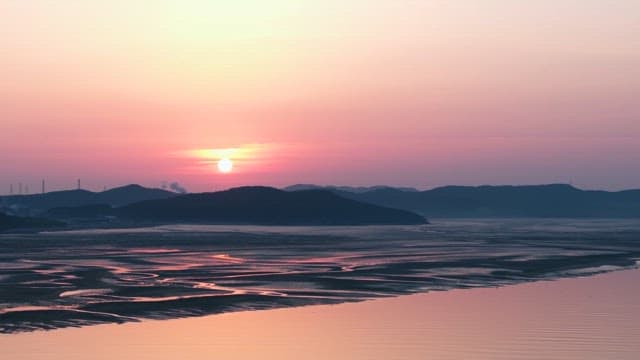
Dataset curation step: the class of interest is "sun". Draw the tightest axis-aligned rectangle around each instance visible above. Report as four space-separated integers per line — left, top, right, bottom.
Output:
217 158 233 173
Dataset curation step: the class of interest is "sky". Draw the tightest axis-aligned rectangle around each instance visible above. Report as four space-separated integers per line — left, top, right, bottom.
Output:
1 1 639 193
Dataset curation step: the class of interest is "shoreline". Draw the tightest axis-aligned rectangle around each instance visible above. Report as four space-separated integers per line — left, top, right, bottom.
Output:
2 267 640 359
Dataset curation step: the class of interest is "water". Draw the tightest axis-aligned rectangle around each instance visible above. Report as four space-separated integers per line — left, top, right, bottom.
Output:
1 268 639 360
1 219 639 333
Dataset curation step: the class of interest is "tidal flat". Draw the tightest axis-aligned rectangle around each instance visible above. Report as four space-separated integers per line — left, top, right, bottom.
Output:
1 219 639 333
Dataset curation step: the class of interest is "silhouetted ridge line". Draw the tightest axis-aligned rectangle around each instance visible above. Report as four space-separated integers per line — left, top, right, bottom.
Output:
286 183 640 218
283 184 419 193
0 184 177 216
117 186 427 225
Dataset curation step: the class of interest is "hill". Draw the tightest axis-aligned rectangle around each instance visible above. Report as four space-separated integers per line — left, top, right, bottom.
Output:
0 212 64 232
0 184 176 216
94 184 176 206
45 204 115 219
288 184 640 218
283 184 419 193
117 186 427 225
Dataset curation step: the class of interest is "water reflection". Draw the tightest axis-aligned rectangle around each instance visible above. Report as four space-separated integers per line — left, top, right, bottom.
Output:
1 269 639 360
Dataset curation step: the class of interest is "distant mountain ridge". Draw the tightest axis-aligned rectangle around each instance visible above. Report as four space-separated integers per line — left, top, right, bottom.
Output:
6 182 640 222
0 184 176 216
286 183 640 218
283 184 419 193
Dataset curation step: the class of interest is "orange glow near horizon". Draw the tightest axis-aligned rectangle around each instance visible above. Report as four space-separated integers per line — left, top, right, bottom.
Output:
183 144 273 175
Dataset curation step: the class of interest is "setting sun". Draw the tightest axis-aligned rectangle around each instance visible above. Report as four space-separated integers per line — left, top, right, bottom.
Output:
217 158 233 173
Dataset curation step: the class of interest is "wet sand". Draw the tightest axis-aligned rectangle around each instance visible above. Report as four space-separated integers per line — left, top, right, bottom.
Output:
2 267 639 360
2 220 640 333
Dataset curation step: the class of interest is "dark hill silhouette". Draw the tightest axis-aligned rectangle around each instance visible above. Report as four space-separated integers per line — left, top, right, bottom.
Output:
0 212 64 232
117 186 427 225
287 184 640 218
11 182 640 222
46 204 115 219
95 184 175 206
0 184 176 216
284 184 419 193
1 189 95 215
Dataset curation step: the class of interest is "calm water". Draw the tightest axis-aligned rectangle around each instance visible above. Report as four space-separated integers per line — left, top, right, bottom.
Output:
1 268 639 359
1 219 640 333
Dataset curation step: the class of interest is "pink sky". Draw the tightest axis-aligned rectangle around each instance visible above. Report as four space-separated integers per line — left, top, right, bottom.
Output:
1 1 639 193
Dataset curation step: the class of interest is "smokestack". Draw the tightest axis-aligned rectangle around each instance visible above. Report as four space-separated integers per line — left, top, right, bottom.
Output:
77 179 81 190
19 183 22 195
10 184 13 195
42 179 45 194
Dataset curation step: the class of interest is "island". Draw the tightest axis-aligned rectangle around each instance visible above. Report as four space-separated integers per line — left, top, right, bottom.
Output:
117 186 427 225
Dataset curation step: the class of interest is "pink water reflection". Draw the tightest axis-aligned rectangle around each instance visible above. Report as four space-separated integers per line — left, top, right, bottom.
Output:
2 269 639 360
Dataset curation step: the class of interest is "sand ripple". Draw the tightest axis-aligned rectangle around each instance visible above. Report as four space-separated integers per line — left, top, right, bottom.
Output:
1 219 639 333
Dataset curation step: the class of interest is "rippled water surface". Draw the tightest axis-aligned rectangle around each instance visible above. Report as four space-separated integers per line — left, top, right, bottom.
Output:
1 219 639 333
